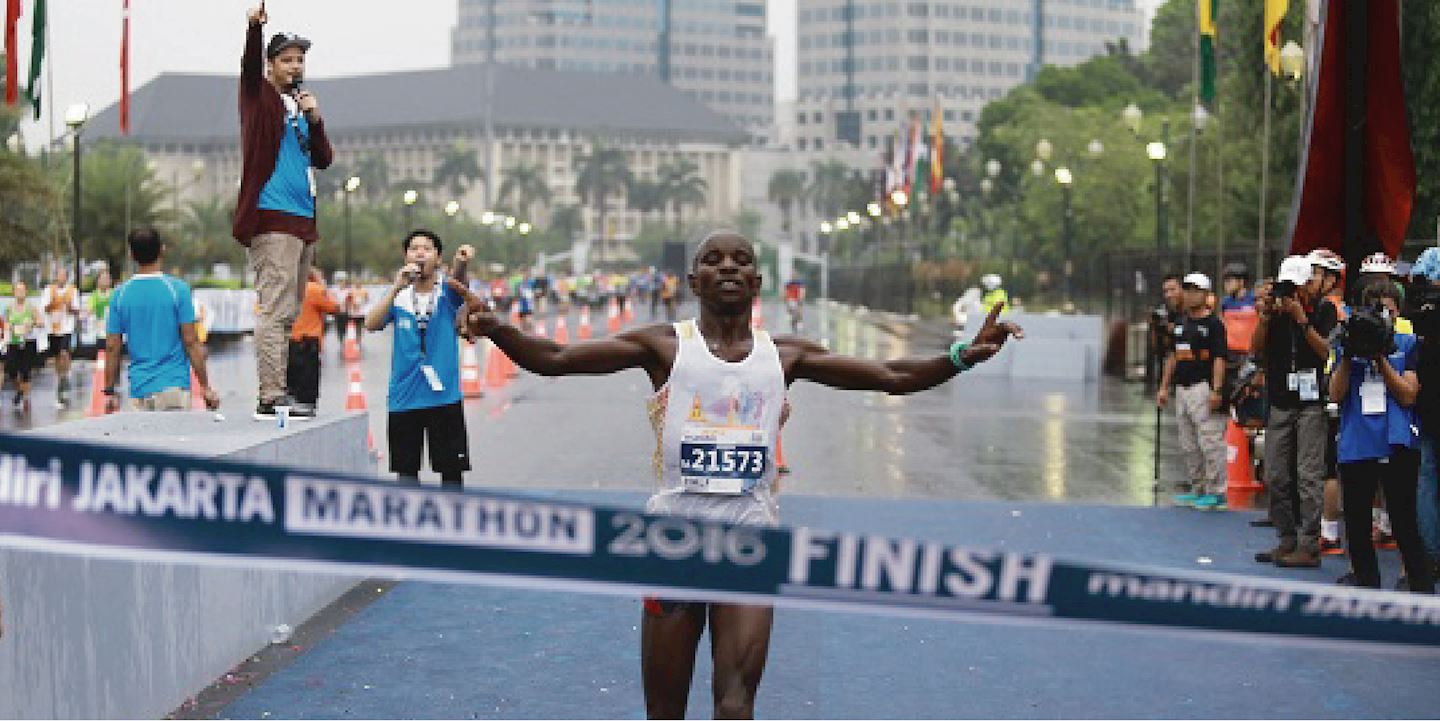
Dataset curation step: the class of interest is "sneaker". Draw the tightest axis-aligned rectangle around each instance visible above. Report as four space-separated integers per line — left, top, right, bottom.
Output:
1276 548 1321 568
1336 572 1359 586
1193 494 1227 510
1396 576 1410 592
253 396 297 421
1248 517 1276 528
290 403 317 420
1374 528 1398 550
1171 493 1200 507
1319 537 1345 556
1255 541 1297 564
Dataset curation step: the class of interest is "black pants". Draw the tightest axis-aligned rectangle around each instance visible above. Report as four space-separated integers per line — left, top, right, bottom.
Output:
388 401 470 487
285 337 322 405
1340 449 1436 592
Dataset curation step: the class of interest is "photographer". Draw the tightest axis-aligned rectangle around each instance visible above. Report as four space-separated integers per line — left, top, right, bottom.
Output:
1329 280 1433 592
1250 256 1338 568
1408 248 1440 580
1148 274 1184 385
1157 273 1228 508
365 230 475 488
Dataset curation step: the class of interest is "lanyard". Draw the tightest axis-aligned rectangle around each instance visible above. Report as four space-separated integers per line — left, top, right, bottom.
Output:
283 95 311 156
411 285 438 357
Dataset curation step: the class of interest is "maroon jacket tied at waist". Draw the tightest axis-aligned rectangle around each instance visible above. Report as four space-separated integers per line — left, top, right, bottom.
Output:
232 21 334 246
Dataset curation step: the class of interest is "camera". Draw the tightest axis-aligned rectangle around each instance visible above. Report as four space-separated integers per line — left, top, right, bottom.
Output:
1337 304 1395 360
1273 280 1297 299
1406 283 1440 339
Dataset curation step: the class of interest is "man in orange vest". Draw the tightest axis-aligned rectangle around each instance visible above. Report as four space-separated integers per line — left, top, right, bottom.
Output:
1219 262 1257 359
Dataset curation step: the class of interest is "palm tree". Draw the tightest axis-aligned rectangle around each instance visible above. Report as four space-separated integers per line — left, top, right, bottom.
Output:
807 159 852 219
657 158 707 234
547 203 584 247
354 153 391 203
0 145 61 265
627 178 667 216
433 142 482 200
498 162 552 221
181 196 241 272
767 168 807 237
573 143 633 262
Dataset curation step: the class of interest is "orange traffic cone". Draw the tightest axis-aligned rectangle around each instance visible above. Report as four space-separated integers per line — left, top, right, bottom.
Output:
483 339 511 389
533 318 548 339
554 316 570 345
606 297 621 333
578 306 593 340
342 319 361 362
623 298 635 325
1225 419 1261 509
345 364 368 411
87 351 110 416
190 367 207 410
460 338 484 398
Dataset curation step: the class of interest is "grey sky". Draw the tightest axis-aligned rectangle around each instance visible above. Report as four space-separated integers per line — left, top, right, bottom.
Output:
20 0 1160 146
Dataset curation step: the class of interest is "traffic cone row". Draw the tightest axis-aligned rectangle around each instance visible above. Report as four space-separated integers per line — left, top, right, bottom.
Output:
554 316 570 345
623 298 635 325
606 297 621 334
87 351 109 417
533 318 548 339
483 339 512 389
460 338 484 398
578 306 593 340
345 365 368 411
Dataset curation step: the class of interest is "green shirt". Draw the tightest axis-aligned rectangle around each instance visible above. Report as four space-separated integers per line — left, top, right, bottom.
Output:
5 304 35 345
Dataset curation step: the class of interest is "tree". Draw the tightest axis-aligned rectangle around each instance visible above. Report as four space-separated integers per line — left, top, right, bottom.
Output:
178 196 241 274
353 153 391 203
627 178 666 215
807 159 852 219
546 203 584 246
65 143 168 277
432 142 482 200
656 157 707 234
573 143 633 262
498 162 552 221
767 168 807 237
1403 1 1440 239
0 145 61 265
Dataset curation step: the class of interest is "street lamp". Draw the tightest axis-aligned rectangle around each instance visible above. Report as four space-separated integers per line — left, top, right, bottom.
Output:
1122 103 1143 135
1030 158 1045 177
835 218 850 231
343 176 361 280
866 202 882 218
481 210 496 225
402 189 418 227
1147 131 1169 253
504 215 516 229
980 178 994 195
518 222 532 235
1280 41 1305 82
1055 166 1074 309
846 211 861 225
820 221 833 234
1087 139 1105 157
985 158 1002 179
1190 104 1210 133
1035 138 1053 162
444 199 460 237
64 102 90 285
890 189 908 208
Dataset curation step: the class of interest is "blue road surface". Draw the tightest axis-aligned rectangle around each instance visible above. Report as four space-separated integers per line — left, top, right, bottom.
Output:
218 494 1425 720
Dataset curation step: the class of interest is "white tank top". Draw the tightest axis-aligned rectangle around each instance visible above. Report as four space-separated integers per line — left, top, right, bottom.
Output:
645 319 786 525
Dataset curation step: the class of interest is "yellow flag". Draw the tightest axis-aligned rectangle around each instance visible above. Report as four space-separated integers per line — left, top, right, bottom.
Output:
1264 0 1289 74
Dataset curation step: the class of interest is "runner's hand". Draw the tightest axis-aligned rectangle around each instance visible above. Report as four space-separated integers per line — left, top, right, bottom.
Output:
104 395 121 414
203 387 221 411
1156 388 1169 409
248 6 267 24
394 264 419 288
454 245 474 265
962 302 1023 366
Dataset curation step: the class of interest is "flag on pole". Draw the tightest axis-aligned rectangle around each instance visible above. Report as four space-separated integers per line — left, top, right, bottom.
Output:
4 0 20 106
120 0 130 134
929 100 944 195
1264 0 1288 75
22 0 43 119
886 126 905 208
1198 0 1218 104
904 113 923 199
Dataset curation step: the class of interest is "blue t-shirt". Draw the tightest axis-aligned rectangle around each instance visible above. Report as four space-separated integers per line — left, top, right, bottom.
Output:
1337 332 1421 463
106 274 195 398
257 101 315 218
384 278 464 412
1220 291 1256 313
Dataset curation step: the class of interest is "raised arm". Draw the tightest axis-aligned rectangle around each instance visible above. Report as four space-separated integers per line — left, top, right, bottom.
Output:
790 303 1021 394
241 7 266 96
461 285 656 377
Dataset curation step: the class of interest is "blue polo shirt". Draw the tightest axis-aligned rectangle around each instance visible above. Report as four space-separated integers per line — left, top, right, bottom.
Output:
106 274 194 398
1337 332 1421 463
257 99 315 219
383 277 464 412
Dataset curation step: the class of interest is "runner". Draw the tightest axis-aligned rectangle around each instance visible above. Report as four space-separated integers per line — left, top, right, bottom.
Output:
783 276 806 334
3 281 41 412
461 231 1022 719
40 267 81 407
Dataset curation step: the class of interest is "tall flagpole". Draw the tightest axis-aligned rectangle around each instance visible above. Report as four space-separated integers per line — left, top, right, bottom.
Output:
1185 3 1200 271
44 0 53 145
1258 69 1272 277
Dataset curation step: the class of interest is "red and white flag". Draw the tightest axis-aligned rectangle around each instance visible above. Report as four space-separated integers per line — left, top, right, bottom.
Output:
4 0 21 106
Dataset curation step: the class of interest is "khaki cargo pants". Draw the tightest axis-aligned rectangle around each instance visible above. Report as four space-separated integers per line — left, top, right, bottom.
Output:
249 232 314 404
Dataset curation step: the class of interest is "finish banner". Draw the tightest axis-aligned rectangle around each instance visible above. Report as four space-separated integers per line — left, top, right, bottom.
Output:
2 432 1438 651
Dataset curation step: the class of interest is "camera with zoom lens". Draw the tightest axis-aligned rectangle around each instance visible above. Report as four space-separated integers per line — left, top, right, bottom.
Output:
1406 283 1440 339
1336 304 1395 360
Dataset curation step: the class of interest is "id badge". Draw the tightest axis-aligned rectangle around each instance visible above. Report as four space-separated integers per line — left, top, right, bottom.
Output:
307 167 318 198
421 364 445 392
1295 369 1320 402
1286 372 1299 392
678 425 769 495
1360 378 1386 416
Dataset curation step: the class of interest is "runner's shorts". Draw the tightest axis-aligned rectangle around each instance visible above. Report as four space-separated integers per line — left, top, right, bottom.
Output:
387 401 471 476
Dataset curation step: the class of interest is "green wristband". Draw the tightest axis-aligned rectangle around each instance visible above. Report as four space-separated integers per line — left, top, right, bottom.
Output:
949 341 972 372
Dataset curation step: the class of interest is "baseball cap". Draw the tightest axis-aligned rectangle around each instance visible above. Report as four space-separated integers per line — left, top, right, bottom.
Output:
266 32 312 59
1181 272 1211 291
1276 255 1313 285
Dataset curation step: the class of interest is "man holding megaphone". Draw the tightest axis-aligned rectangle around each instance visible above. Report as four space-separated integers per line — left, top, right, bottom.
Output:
234 4 335 421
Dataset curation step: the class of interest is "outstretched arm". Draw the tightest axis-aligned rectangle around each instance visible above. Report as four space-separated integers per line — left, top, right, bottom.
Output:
790 303 1022 394
458 280 656 377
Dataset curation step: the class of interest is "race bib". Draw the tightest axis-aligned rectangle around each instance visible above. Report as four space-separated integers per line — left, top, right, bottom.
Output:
678 425 769 495
1360 376 1386 416
1295 369 1320 402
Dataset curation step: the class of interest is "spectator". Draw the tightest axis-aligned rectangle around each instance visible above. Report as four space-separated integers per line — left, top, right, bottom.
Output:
77 268 114 360
1148 273 1184 384
1408 247 1440 581
1219 262 1257 359
1252 256 1338 568
286 268 340 418
3 281 41 411
1157 273 1228 509
1305 249 1349 556
1329 279 1433 592
103 228 219 413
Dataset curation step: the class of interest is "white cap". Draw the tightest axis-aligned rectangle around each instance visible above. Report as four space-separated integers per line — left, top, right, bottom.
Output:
981 273 1002 291
1181 272 1211 291
1277 255 1313 285
1359 252 1397 275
